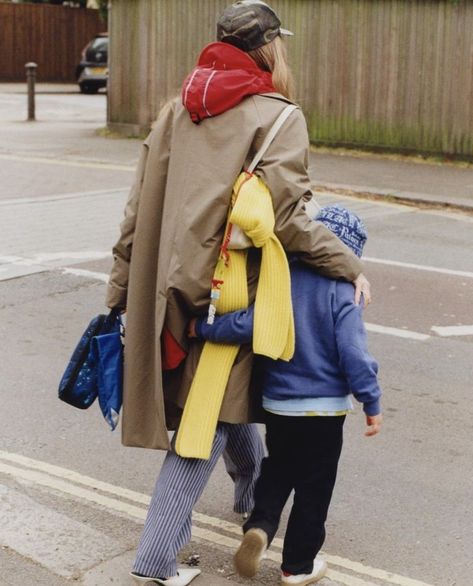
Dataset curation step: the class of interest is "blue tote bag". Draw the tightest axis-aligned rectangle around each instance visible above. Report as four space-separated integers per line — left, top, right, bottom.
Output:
58 310 123 429
89 327 123 430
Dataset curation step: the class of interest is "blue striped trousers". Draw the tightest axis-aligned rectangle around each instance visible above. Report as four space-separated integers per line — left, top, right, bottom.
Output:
133 423 264 578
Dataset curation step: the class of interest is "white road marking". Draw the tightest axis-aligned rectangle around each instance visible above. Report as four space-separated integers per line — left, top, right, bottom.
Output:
0 188 128 207
0 450 150 505
364 257 473 279
2 264 429 343
365 323 430 341
0 484 122 578
324 557 435 586
0 258 442 344
0 153 135 172
59 271 434 343
62 268 109 283
324 569 381 586
0 251 110 266
0 252 112 282
0 460 148 519
33 251 110 263
194 514 432 586
431 325 473 337
192 528 384 586
0 451 436 586
0 255 37 266
0 255 25 263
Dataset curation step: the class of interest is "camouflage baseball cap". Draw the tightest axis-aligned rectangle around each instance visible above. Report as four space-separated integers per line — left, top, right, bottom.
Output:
217 1 294 52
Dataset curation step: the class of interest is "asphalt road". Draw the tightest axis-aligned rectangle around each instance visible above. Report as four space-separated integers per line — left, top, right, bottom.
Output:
0 89 472 586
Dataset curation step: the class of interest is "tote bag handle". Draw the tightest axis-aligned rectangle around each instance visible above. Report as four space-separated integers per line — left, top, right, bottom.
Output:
227 104 298 251
247 104 298 173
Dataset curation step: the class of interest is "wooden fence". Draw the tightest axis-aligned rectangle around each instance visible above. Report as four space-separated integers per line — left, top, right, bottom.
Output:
0 2 105 82
108 0 473 158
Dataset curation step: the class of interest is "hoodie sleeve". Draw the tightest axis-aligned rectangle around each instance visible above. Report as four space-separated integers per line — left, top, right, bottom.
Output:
106 101 174 309
195 306 255 346
334 282 382 416
254 104 362 282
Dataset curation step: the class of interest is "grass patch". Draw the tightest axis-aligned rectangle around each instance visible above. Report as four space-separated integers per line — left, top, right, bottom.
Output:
310 144 473 169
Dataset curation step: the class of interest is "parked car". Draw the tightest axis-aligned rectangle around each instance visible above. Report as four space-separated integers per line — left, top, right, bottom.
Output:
76 33 108 94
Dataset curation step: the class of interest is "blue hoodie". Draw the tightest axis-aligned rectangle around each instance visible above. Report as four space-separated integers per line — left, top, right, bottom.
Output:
196 258 381 416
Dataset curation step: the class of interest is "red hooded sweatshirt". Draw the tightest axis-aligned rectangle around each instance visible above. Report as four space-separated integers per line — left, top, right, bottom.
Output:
182 42 276 123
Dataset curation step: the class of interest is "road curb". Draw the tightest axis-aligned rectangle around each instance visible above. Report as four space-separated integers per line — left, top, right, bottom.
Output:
314 181 473 216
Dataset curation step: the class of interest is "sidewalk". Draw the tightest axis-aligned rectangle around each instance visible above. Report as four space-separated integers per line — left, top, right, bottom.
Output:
1 82 472 213
309 150 473 212
0 82 93 94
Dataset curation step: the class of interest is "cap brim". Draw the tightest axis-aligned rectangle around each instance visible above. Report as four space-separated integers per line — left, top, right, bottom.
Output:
280 27 294 36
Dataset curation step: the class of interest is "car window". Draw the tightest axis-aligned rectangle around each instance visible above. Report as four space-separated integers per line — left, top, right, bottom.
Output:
90 38 108 52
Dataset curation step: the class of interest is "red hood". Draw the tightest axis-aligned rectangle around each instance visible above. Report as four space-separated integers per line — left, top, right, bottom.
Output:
182 42 275 124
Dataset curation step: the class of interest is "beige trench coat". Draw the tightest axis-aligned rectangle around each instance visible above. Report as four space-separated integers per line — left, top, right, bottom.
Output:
106 93 363 450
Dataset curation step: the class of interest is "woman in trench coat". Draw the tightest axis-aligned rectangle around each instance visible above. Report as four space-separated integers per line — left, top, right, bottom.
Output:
107 2 371 584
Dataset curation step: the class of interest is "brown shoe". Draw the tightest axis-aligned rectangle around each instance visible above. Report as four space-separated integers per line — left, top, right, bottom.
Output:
234 528 268 578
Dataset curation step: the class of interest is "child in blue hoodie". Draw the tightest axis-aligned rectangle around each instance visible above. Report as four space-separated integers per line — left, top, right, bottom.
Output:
191 205 382 586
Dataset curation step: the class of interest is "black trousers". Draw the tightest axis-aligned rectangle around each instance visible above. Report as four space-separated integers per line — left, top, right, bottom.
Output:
243 412 345 575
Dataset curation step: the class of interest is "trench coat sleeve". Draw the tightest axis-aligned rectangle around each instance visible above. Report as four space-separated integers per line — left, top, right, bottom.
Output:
105 144 150 309
105 102 174 309
254 106 363 282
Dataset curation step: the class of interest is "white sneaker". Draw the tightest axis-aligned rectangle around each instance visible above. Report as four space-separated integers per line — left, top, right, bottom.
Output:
233 527 268 578
281 558 327 585
130 568 201 586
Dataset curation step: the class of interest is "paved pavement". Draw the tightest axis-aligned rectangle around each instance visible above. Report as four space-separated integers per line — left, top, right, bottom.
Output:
1 83 472 212
310 152 473 212
1 85 473 586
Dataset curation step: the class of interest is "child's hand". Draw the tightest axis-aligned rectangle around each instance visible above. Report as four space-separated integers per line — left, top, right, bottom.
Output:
353 273 372 306
187 318 198 338
365 414 382 437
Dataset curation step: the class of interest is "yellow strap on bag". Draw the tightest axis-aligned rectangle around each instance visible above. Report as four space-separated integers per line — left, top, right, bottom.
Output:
175 106 297 460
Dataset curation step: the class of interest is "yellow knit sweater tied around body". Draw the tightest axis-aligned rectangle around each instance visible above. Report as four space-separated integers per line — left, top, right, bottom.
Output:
175 172 295 459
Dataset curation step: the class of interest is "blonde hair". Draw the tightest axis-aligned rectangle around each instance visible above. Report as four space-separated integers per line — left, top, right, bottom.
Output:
248 35 295 101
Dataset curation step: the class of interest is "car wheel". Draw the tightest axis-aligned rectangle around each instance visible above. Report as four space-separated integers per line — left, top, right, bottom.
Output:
79 83 99 95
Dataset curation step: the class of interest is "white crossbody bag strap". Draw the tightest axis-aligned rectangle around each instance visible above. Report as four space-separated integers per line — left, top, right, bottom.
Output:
226 104 298 252
247 104 298 173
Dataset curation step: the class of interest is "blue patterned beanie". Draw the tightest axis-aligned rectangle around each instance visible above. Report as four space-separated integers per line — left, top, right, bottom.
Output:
315 205 367 257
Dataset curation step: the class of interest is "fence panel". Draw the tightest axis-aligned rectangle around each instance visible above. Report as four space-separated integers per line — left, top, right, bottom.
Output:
107 0 473 157
0 3 105 82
